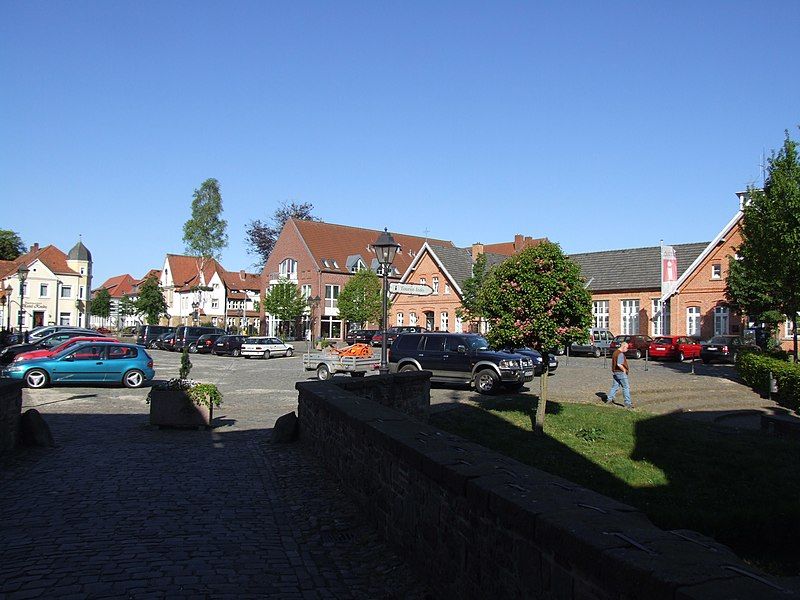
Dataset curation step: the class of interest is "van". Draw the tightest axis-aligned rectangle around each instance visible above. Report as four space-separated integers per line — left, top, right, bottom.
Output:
570 328 615 357
136 325 174 348
173 326 226 352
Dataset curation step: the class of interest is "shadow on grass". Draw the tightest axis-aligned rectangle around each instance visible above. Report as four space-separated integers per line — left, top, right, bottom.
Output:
430 391 800 576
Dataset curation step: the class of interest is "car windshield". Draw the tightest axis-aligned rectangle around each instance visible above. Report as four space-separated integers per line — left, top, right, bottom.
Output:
466 336 491 351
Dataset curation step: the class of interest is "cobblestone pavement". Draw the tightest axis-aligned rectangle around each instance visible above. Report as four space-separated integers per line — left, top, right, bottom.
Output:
0 349 431 599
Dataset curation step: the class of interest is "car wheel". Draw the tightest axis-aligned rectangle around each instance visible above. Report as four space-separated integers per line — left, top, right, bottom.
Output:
263 350 271 359
232 349 241 357
633 349 642 359
474 369 499 394
677 351 685 362
189 345 198 354
25 368 49 389
399 364 418 373
147 341 157 349
285 347 294 357
123 369 145 388
593 347 601 358
316 364 331 381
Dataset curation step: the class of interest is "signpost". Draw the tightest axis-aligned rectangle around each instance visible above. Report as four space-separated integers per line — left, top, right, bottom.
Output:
389 282 434 296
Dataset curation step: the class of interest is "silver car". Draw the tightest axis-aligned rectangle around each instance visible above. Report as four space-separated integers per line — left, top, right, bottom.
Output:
241 337 295 359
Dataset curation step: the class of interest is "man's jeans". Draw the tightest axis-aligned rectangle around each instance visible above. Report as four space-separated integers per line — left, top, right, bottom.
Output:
608 372 632 407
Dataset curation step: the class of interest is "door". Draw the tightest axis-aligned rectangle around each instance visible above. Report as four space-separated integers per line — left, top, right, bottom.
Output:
51 344 108 383
441 335 471 382
424 311 435 332
104 345 138 382
420 334 448 378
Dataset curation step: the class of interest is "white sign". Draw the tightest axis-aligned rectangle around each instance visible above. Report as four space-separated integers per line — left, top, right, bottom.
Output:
389 282 434 296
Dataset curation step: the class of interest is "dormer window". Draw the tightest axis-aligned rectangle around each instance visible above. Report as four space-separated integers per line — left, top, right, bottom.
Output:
350 259 366 273
332 260 339 269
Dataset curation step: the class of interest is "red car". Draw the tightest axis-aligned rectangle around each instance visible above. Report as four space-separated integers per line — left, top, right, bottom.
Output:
608 335 653 359
13 336 118 363
648 336 702 362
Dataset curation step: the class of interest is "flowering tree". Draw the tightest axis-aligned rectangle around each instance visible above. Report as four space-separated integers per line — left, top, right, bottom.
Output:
481 241 591 433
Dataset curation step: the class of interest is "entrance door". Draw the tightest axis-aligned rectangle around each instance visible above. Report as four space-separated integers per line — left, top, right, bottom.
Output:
33 311 45 328
424 311 434 331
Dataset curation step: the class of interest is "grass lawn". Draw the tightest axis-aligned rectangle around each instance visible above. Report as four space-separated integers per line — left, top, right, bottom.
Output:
429 396 800 576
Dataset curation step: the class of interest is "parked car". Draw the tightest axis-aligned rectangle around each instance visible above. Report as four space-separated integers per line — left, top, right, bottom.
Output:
241 337 295 359
173 326 226 352
2 341 155 389
189 333 223 354
121 326 138 337
345 329 379 345
95 327 113 335
700 335 760 364
372 326 427 347
648 336 702 362
153 332 176 351
505 347 559 377
136 325 174 348
609 335 653 359
212 335 248 357
13 336 118 363
569 328 615 357
389 332 534 394
0 330 108 365
28 326 99 342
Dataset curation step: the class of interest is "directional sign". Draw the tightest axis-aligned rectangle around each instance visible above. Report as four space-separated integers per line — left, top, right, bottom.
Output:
389 282 434 296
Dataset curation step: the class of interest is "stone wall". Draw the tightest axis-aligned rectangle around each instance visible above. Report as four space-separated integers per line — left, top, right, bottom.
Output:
329 371 430 422
0 379 23 455
296 377 794 599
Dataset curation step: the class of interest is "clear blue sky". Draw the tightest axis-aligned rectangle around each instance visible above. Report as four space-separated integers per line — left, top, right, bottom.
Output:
2 1 798 287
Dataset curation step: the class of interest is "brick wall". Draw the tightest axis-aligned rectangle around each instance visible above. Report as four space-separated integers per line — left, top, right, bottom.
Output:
329 371 430 422
0 379 23 455
296 379 794 599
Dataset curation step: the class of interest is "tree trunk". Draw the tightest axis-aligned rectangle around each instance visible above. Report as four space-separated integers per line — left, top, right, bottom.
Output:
534 368 549 435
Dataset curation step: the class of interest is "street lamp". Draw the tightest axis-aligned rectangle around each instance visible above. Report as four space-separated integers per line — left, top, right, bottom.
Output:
17 265 29 337
372 228 400 375
4 285 11 333
306 294 321 354
191 301 200 326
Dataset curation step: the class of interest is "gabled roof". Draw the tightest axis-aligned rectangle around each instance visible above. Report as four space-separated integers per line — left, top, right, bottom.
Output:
0 244 79 280
94 274 136 298
569 242 708 292
165 255 224 291
290 219 455 275
136 269 161 284
221 270 261 292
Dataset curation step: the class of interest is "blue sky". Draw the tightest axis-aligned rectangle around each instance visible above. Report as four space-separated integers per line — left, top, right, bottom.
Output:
2 1 798 287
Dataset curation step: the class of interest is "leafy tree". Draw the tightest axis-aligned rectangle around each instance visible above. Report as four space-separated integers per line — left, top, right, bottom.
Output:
338 269 383 328
0 230 25 260
91 288 112 319
456 253 489 327
118 294 139 325
183 177 228 264
480 242 592 434
245 200 319 268
263 279 306 335
726 130 800 361
135 276 169 324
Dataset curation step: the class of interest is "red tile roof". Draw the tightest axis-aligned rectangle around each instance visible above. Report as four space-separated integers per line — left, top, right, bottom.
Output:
166 255 224 291
94 274 137 298
0 245 79 279
482 235 547 257
290 220 455 274
221 270 261 291
136 269 162 284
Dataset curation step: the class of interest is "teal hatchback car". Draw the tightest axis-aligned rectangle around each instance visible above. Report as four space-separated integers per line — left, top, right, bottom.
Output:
2 341 155 389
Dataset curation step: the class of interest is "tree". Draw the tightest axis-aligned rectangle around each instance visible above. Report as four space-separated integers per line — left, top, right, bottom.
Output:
263 279 306 335
338 269 383 328
726 130 800 361
183 178 228 263
456 253 489 328
135 277 169 325
245 200 319 269
480 242 592 434
0 230 25 260
91 288 111 320
118 294 139 326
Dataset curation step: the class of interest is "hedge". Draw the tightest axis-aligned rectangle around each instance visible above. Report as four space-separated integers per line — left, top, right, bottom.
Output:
737 352 800 413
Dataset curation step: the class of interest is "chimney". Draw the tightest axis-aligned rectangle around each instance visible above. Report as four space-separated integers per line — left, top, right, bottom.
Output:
239 270 246 281
471 243 484 261
514 234 525 253
30 243 39 253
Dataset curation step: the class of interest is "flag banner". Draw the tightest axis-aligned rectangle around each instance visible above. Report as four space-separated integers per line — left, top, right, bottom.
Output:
661 245 677 297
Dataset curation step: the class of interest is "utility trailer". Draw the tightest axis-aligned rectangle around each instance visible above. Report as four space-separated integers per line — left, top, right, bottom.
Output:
302 351 381 380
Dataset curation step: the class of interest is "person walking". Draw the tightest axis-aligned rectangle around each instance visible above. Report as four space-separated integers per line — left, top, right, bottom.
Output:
606 341 633 408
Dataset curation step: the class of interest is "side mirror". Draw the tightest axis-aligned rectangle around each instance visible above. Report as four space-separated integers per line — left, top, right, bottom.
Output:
457 345 466 354
62 355 74 362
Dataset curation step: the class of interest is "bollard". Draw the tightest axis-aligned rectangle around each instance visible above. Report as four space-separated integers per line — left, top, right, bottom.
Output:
644 349 649 371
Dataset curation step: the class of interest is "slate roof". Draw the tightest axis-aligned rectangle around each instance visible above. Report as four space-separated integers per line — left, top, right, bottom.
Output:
68 240 92 261
428 245 473 289
291 220 455 275
569 242 709 291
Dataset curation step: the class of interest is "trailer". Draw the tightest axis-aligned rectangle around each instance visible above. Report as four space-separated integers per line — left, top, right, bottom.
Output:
302 351 381 380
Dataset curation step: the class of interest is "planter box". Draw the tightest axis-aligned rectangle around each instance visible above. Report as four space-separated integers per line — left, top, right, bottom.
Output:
149 389 212 429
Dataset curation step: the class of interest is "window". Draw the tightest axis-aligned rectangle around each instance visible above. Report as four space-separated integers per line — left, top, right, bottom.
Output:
61 285 72 298
454 315 462 332
39 283 48 297
420 277 426 286
396 312 404 326
409 311 418 326
108 346 137 360
592 301 609 329
711 264 722 279
713 306 730 335
621 300 639 335
687 307 701 336
440 311 449 332
350 259 366 273
59 313 70 326
79 286 84 298
651 299 670 336
71 345 104 361
279 258 298 277
325 285 340 309
301 285 312 300
444 284 450 295
211 299 219 309
787 316 798 338
320 316 342 339
432 277 439 294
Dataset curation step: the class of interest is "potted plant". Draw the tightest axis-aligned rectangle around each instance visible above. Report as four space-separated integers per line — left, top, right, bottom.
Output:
147 350 223 429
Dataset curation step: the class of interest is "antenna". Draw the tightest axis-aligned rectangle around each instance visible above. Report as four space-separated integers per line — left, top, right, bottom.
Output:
423 227 430 241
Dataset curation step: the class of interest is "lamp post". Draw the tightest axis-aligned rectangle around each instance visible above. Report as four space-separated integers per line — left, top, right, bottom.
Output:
372 229 400 375
191 301 200 326
17 265 29 337
4 285 11 333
